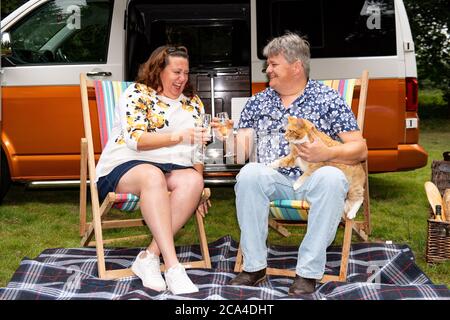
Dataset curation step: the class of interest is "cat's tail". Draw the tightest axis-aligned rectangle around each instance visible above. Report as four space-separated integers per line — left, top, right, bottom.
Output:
344 198 364 219
344 166 366 219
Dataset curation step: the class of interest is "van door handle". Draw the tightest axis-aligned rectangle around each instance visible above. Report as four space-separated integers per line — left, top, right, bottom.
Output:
86 71 112 77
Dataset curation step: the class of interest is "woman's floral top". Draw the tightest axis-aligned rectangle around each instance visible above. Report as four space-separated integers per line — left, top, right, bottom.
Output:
95 82 204 181
116 83 204 147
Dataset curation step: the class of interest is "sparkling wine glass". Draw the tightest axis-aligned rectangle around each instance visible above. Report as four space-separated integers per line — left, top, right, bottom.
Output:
216 112 231 137
194 114 212 163
216 112 234 157
201 113 212 143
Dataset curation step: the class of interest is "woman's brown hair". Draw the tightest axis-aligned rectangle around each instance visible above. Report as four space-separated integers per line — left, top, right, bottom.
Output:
135 45 194 98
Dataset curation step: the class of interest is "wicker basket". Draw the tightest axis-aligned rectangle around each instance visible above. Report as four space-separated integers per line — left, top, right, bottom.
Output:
426 154 450 263
431 159 450 197
426 219 450 263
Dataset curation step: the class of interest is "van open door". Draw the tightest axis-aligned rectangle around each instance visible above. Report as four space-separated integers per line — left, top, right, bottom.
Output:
125 0 252 183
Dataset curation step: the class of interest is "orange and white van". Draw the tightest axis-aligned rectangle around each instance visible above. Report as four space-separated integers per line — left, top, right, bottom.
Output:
0 0 427 200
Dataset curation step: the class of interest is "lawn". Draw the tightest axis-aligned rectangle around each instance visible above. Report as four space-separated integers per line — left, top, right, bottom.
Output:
0 118 449 288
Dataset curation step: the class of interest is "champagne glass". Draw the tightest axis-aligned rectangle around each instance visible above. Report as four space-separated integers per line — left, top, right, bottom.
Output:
201 113 212 143
194 114 212 163
216 112 234 157
216 112 231 138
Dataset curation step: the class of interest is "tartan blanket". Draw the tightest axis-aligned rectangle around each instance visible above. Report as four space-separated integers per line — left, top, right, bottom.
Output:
0 235 449 300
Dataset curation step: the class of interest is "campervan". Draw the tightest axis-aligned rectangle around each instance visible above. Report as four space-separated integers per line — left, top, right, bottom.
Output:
0 0 427 200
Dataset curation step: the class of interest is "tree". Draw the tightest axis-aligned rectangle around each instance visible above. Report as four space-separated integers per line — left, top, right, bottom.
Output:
404 0 449 105
1 0 28 20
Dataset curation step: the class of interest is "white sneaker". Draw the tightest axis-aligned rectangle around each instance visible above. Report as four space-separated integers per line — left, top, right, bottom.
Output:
164 264 199 295
131 250 166 291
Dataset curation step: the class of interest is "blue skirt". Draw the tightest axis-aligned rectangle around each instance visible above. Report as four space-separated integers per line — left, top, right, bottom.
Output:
97 160 192 201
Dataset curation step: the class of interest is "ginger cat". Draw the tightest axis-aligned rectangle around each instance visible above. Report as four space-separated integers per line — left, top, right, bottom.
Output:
270 116 365 219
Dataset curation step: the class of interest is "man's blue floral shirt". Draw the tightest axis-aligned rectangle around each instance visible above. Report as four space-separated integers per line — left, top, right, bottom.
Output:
238 79 359 179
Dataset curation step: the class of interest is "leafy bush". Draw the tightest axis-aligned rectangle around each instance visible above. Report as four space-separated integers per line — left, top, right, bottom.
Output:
418 89 449 119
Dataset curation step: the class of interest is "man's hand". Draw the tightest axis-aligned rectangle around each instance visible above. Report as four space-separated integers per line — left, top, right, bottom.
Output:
294 134 331 163
211 117 234 141
294 130 367 165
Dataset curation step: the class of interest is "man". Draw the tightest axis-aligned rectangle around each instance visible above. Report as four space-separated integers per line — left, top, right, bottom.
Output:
228 32 367 294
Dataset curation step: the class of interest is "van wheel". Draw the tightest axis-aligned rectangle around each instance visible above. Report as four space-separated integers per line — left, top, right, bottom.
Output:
1 149 11 203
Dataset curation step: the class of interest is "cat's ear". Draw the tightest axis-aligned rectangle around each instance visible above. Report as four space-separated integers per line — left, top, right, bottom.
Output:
296 118 304 126
288 116 297 124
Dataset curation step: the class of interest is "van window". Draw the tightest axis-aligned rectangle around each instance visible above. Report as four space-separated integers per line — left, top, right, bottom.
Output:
150 20 249 68
5 0 114 65
256 0 396 59
126 0 250 78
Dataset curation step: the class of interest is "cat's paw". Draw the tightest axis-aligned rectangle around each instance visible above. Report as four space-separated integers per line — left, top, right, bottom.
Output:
268 160 281 169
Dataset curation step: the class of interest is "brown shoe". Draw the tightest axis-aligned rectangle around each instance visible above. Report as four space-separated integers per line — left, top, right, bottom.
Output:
229 268 266 286
288 275 317 295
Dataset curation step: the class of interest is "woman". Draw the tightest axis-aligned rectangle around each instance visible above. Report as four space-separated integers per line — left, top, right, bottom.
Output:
95 45 210 294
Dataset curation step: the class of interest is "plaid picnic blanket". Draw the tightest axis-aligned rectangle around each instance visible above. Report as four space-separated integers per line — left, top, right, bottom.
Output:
0 235 449 300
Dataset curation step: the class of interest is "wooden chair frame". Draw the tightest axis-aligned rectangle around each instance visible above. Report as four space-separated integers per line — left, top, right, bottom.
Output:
234 70 370 282
79 73 211 280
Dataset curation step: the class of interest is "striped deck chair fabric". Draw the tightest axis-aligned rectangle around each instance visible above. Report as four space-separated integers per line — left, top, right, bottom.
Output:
94 80 133 149
93 80 139 211
270 200 309 221
268 78 356 221
319 79 356 107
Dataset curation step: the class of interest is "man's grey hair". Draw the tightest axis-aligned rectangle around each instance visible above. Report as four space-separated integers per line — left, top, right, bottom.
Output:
263 32 311 78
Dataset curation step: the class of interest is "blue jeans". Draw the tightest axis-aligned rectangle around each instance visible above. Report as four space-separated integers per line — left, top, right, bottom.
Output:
235 163 348 279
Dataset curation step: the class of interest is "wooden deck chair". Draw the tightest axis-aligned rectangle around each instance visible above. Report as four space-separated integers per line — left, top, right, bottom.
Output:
79 73 212 280
234 70 370 283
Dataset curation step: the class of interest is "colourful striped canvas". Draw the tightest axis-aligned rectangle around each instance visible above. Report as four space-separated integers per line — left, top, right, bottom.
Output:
94 80 137 211
94 80 133 149
319 79 356 107
271 79 356 221
113 193 140 212
269 200 309 221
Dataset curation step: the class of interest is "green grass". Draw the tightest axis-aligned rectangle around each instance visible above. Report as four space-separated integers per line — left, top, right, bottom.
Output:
0 119 449 288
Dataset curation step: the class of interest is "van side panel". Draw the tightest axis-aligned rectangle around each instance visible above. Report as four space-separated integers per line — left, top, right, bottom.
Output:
1 0 125 182
2 86 82 154
1 86 102 180
362 78 404 150
405 111 419 143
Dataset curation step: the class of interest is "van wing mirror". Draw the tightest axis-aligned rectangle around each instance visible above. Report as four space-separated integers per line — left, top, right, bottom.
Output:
1 32 12 57
1 32 16 66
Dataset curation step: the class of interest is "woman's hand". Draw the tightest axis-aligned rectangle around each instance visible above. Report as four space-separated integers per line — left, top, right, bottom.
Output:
196 197 211 218
196 188 211 218
176 127 211 145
